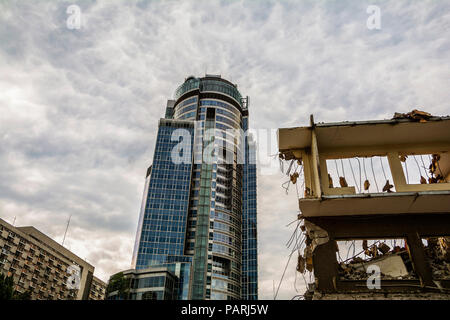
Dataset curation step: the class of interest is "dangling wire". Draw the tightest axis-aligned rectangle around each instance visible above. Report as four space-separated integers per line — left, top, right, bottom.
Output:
340 159 346 178
294 272 299 293
419 155 430 179
380 156 388 181
281 180 290 195
286 220 300 247
275 224 305 300
286 159 295 176
342 240 382 264
293 220 302 294
428 154 433 177
402 160 410 184
363 158 369 192
337 243 344 263
296 230 309 290
348 159 360 193
274 248 294 300
286 219 299 227
346 241 356 261
413 155 424 181
279 158 284 174
356 157 362 192
370 157 379 192
435 155 448 182
353 240 356 257
300 271 308 292
334 160 340 177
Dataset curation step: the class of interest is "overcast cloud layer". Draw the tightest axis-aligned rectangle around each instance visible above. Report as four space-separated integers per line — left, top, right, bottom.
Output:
0 0 449 300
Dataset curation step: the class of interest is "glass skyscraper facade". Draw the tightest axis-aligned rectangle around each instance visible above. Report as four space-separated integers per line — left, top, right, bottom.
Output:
130 75 257 300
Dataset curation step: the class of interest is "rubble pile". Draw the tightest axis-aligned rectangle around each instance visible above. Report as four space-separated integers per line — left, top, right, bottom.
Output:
339 262 370 281
338 243 417 281
339 238 450 281
425 237 450 280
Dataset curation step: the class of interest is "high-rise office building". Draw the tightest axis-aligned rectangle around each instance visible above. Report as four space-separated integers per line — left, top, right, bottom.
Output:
108 75 257 300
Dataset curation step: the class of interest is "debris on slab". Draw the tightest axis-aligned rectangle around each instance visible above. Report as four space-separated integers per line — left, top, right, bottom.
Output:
338 243 417 281
425 237 450 280
392 109 433 122
338 238 450 281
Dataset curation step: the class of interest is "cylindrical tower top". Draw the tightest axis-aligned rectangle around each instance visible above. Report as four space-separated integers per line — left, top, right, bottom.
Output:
174 75 244 108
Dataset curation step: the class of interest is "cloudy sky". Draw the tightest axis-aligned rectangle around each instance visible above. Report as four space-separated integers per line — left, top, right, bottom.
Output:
0 0 449 300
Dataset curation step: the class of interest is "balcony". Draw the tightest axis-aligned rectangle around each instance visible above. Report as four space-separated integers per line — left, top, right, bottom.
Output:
278 115 450 218
278 113 450 296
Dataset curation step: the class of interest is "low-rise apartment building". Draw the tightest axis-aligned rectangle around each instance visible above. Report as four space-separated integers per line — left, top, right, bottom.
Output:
89 275 107 300
0 218 94 300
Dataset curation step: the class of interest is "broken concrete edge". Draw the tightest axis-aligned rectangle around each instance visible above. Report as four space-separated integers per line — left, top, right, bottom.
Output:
303 220 329 252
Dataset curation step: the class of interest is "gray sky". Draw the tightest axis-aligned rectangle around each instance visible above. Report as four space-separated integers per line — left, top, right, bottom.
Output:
0 0 449 300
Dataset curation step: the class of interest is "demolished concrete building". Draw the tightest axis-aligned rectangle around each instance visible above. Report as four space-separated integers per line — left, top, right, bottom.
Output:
278 112 450 300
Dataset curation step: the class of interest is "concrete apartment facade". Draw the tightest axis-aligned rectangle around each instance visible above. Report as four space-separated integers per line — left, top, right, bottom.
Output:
89 275 107 300
0 218 95 300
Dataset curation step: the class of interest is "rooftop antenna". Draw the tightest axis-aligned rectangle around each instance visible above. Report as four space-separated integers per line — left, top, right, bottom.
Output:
273 280 275 300
12 216 16 226
62 214 72 246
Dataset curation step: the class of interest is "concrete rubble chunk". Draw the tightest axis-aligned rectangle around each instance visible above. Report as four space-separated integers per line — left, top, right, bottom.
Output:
353 254 409 278
392 109 433 121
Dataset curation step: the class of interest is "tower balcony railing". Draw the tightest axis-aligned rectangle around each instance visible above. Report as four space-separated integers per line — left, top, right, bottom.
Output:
174 76 243 107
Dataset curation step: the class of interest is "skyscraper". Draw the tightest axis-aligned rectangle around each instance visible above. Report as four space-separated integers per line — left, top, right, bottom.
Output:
110 75 257 300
